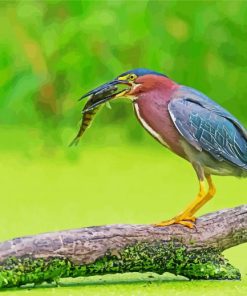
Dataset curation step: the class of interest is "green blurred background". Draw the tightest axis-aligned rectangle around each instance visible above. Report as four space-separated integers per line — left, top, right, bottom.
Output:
0 0 247 294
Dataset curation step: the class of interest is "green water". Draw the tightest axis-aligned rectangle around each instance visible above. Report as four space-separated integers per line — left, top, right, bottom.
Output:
0 141 246 295
1 0 247 294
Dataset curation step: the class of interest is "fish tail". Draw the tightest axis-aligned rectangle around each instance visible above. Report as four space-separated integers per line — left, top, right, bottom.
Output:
70 105 101 147
69 118 91 147
69 136 80 147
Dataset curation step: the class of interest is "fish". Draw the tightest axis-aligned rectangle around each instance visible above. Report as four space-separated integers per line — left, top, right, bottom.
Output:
69 84 118 146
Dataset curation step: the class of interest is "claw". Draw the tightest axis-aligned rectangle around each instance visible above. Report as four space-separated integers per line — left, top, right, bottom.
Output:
184 216 196 222
153 216 196 228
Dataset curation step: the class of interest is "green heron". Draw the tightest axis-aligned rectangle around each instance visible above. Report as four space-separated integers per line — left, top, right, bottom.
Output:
72 68 247 228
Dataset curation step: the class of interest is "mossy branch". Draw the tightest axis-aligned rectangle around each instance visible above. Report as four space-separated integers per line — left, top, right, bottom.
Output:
0 205 247 288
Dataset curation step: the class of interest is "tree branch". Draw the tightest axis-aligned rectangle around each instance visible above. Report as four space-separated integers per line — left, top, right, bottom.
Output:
0 205 246 288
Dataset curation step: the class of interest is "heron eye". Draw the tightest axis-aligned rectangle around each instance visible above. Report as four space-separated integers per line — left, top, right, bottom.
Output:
129 74 136 81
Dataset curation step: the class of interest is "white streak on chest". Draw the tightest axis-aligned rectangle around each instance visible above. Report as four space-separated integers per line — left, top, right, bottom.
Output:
134 103 170 148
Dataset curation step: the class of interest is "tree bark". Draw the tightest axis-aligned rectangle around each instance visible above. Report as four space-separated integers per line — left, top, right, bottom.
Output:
0 205 246 288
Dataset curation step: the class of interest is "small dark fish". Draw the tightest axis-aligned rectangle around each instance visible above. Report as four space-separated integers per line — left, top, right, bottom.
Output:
69 103 101 147
69 85 118 147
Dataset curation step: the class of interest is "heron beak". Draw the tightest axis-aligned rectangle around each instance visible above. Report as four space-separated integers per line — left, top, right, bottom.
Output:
79 79 131 113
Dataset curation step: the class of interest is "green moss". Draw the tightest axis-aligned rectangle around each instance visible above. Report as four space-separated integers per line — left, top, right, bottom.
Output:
0 241 240 289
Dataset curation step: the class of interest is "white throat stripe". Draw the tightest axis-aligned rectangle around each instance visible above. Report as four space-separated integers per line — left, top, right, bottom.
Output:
134 103 169 148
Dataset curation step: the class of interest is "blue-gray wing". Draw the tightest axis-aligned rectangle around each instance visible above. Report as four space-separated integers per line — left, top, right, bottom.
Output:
168 97 247 169
172 86 247 140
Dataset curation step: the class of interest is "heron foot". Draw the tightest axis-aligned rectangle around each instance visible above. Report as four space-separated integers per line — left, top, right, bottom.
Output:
153 215 196 228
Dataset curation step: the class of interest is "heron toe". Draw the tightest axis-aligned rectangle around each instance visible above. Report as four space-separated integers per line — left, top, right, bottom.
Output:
153 215 196 228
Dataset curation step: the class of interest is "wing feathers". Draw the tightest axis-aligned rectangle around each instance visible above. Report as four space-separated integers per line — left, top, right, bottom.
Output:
168 95 247 169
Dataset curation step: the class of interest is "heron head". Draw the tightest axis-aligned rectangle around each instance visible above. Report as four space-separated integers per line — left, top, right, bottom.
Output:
79 68 168 112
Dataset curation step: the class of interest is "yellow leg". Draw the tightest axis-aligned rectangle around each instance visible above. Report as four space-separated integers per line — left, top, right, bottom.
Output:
189 175 216 216
154 175 216 228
